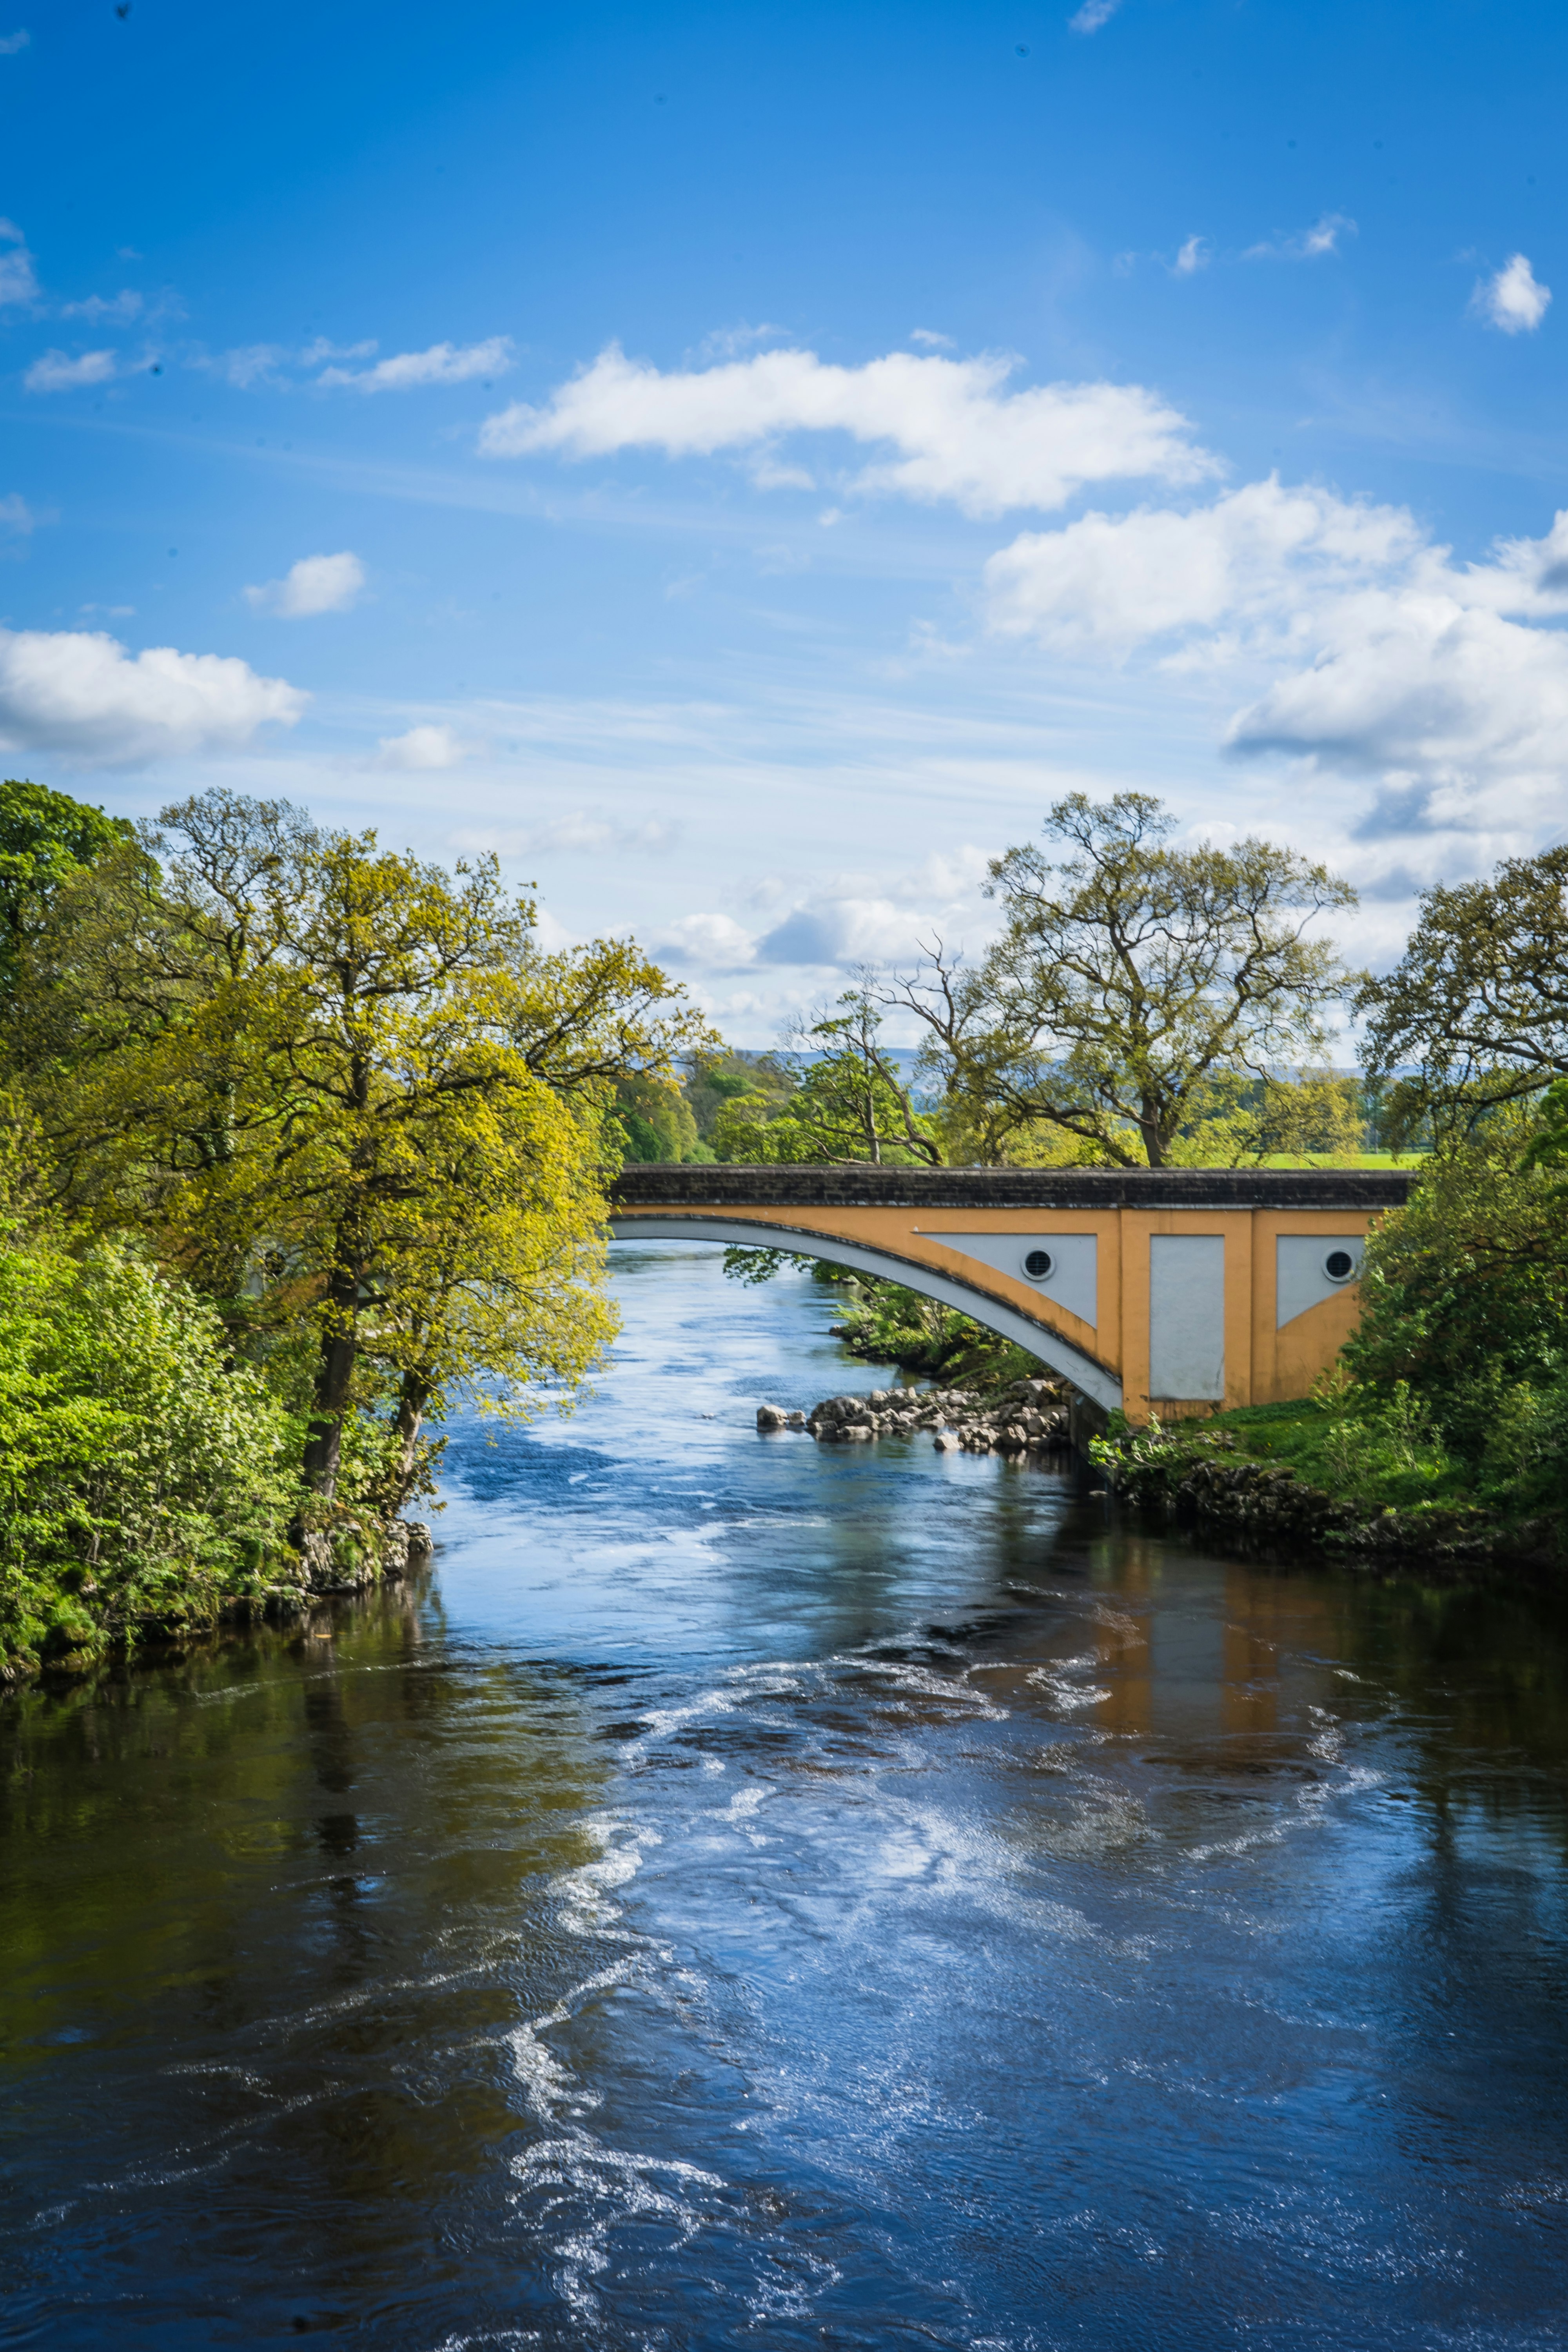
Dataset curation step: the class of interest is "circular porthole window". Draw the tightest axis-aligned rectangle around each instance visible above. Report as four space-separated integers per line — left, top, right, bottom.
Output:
1323 1248 1357 1283
1024 1249 1053 1280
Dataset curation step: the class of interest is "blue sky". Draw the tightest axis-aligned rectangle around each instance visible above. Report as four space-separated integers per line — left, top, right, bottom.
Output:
2 0 1564 1035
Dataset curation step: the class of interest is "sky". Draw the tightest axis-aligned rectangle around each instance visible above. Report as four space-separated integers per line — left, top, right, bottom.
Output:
2 0 1565 1039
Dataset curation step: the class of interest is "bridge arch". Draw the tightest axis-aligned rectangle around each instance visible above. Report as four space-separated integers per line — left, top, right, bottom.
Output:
608 1213 1125 1410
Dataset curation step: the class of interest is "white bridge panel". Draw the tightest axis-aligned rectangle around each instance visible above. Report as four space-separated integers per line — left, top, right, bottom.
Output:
1148 1234 1225 1402
1276 1234 1366 1328
915 1230 1098 1328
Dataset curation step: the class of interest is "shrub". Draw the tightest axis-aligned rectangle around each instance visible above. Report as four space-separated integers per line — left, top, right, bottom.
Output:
0 1235 299 1672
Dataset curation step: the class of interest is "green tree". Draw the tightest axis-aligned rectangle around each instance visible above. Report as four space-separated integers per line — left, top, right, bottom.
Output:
884 792 1355 1167
0 779 132 1016
710 987 940 1166
1344 1119 1568 1483
1357 845 1568 1142
16 790 705 1515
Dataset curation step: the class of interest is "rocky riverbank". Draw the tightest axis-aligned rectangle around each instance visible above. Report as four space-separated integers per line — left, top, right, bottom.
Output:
758 1375 1072 1456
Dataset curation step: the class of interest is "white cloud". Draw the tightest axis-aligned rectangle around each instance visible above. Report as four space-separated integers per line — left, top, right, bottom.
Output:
0 218 38 306
24 347 115 392
909 327 955 349
1245 213 1357 261
478 342 1214 517
0 492 36 538
317 337 514 393
986 477 1422 653
0 625 306 764
60 288 141 322
1172 236 1210 277
245 552 365 618
1474 252 1551 334
1069 0 1123 29
376 722 469 769
299 336 377 365
0 28 27 53
652 911 758 968
195 343 289 388
984 476 1568 841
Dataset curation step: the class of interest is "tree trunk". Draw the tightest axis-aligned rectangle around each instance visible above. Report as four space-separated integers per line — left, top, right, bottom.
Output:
383 1370 432 1516
301 1250 362 1497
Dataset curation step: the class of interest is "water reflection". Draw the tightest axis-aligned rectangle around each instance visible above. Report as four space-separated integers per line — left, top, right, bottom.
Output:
2 1244 1566 2348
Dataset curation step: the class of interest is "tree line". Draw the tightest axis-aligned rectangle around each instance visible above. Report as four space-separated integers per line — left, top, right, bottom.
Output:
3 775 1565 1671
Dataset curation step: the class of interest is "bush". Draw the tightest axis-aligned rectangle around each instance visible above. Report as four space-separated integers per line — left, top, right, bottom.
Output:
0 1235 299 1673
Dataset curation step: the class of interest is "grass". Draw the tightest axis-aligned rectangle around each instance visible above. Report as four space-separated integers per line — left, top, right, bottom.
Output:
1166 1393 1468 1513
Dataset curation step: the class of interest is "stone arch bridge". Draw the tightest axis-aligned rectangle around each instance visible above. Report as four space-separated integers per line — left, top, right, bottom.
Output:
607 1165 1412 1425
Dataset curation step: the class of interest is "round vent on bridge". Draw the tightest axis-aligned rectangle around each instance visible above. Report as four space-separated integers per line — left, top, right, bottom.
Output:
1023 1249 1053 1280
1323 1248 1357 1283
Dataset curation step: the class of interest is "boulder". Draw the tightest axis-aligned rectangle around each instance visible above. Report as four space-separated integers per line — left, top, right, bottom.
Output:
756 1405 789 1431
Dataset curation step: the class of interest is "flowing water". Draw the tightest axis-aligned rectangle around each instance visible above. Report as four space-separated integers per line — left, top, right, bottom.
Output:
4 1244 1568 2350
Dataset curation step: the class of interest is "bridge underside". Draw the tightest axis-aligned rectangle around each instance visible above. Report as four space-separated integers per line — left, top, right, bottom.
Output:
609 1213 1124 1410
607 1168 1414 1424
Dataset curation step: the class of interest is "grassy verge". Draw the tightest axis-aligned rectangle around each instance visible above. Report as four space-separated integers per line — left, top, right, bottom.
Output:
1092 1396 1560 1572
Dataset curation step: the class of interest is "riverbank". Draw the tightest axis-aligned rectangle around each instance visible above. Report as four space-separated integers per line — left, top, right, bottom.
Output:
2 1517 434 1687
1091 1403 1562 1573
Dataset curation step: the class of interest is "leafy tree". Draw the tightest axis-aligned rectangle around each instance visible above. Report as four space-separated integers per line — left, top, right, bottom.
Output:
683 1052 795 1141
1344 1119 1568 1485
710 987 940 1166
15 791 705 1514
1357 846 1568 1141
883 792 1355 1167
1165 1071 1366 1167
0 780 132 1016
613 1071 705 1162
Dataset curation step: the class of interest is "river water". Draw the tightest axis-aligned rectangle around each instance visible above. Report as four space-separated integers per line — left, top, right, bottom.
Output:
4 1243 1568 2350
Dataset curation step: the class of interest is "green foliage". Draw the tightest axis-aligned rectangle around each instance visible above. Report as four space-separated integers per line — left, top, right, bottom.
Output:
709 986 939 1165
0 779 132 1014
1165 1071 1366 1167
684 1053 795 1141
1357 844 1568 1142
884 791 1355 1167
612 1071 705 1162
0 1232 298 1674
1343 1126 1568 1468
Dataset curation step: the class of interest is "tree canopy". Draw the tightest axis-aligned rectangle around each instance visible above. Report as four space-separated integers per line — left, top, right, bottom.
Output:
882 792 1355 1168
7 788 707 1521
1357 846 1568 1142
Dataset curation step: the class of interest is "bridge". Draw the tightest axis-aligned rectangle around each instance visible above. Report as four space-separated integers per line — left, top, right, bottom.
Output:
607 1164 1413 1423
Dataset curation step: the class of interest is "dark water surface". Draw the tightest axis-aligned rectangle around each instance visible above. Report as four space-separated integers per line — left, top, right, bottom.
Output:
4 1245 1568 2350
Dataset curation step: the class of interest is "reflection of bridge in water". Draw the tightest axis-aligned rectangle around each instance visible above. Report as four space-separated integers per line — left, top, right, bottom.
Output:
608 1165 1412 1425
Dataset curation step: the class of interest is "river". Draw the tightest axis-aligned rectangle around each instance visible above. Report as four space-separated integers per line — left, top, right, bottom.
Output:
4 1242 1567 2349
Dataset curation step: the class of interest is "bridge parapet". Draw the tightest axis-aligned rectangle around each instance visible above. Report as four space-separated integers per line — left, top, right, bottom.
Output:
607 1165 1413 1421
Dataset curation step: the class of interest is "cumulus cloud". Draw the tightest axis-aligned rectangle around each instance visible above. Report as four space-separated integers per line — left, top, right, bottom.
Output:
984 477 1568 840
478 342 1214 517
317 337 514 392
24 347 115 392
60 288 142 323
245 552 365 618
1474 252 1551 334
1070 0 1123 29
0 217 35 305
0 624 306 764
1172 236 1210 277
657 844 993 974
986 477 1422 654
375 723 469 769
